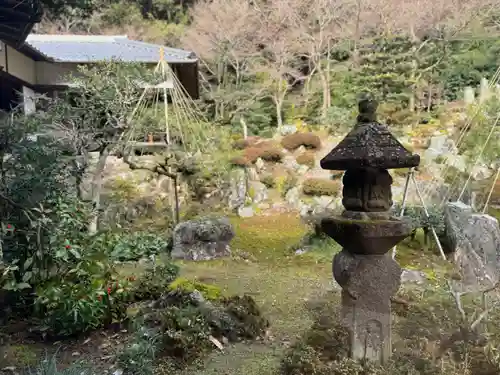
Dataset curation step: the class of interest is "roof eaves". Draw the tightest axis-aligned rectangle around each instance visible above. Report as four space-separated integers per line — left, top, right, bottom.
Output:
48 57 198 64
116 39 197 61
18 41 56 62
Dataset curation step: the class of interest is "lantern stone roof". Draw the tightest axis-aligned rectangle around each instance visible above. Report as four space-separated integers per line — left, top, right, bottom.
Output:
320 98 420 170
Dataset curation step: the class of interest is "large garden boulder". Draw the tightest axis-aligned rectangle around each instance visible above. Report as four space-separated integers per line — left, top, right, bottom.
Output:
172 216 235 261
444 201 500 294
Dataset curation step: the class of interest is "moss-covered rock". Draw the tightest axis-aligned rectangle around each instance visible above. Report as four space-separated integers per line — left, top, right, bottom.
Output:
169 277 223 301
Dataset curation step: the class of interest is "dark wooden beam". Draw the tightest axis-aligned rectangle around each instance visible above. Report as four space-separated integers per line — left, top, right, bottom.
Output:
0 0 43 47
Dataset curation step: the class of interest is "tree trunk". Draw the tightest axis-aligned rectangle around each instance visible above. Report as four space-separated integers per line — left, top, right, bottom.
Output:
240 117 248 139
318 66 330 120
88 146 110 234
409 59 417 111
275 97 283 130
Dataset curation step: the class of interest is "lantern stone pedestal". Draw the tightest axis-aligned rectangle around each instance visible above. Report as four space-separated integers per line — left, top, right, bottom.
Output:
319 96 420 364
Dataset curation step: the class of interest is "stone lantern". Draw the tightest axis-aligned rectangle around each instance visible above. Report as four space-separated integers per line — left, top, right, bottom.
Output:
319 96 420 364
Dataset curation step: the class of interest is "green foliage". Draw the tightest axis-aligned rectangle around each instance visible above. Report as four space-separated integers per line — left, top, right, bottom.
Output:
104 231 170 262
35 270 132 336
440 39 500 101
276 174 298 197
117 327 161 375
132 262 180 301
302 178 341 197
27 354 92 375
460 99 500 166
357 36 415 106
394 204 446 237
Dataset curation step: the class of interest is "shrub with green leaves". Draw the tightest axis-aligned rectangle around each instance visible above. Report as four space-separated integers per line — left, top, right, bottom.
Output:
131 262 180 301
35 274 132 336
27 354 93 375
117 327 160 375
105 232 170 262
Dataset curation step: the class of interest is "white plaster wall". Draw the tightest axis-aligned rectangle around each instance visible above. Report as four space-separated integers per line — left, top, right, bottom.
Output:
4 45 36 85
35 62 81 86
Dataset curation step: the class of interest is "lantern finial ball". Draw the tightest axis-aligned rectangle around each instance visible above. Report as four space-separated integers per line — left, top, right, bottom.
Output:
357 93 378 123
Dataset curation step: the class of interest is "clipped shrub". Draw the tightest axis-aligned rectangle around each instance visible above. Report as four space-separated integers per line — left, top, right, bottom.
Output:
231 142 283 165
245 145 283 163
168 277 223 301
232 136 261 150
302 178 341 196
282 133 321 151
131 262 180 301
296 151 316 167
230 155 251 167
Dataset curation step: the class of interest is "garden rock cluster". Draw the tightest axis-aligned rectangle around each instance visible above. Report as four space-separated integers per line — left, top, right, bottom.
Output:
171 216 235 261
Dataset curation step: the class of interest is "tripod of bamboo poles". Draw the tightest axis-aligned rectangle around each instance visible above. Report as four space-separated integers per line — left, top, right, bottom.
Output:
392 167 447 261
155 47 178 224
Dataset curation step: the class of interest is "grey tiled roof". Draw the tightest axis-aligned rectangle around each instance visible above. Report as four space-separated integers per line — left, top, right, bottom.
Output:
24 34 197 63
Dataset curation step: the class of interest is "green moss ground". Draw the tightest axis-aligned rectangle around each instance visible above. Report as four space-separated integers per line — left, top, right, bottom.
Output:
155 214 448 375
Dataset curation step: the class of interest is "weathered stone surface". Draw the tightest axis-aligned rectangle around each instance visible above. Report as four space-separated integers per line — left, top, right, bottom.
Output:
401 269 427 285
342 168 393 212
228 168 247 209
255 157 265 171
320 95 418 365
282 155 299 171
285 187 301 209
247 167 260 182
280 125 297 135
333 250 402 364
444 202 500 293
320 99 420 171
249 181 268 203
171 217 234 261
238 206 254 218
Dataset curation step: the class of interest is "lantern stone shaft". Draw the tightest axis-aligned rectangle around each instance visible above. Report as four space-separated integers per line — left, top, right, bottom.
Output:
319 97 420 364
